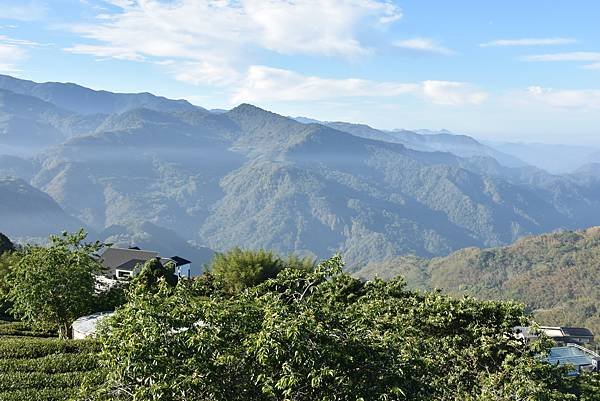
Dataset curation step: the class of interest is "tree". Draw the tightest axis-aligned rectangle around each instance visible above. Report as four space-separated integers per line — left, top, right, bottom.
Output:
6 230 105 339
209 248 285 293
84 255 596 401
131 257 178 289
0 233 15 256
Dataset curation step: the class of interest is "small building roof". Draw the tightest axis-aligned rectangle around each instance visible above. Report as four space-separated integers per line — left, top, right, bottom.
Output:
561 327 594 337
170 256 192 266
115 258 147 271
99 247 159 270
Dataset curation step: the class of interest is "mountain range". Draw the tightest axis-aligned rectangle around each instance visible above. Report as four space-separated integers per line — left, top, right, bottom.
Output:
2 74 600 269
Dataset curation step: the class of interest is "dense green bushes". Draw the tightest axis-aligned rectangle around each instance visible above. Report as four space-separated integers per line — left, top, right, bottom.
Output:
357 227 600 335
0 321 103 401
0 338 100 359
0 353 98 373
0 321 56 338
86 255 600 401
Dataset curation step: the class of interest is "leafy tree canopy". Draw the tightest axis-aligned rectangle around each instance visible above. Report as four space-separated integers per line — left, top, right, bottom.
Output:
131 257 178 290
209 248 314 294
6 229 105 338
87 255 599 401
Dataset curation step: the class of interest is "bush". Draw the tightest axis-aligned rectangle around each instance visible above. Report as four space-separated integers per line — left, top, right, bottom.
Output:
0 338 100 359
0 370 96 391
0 353 98 373
209 248 314 293
87 255 591 401
0 387 77 401
0 321 56 338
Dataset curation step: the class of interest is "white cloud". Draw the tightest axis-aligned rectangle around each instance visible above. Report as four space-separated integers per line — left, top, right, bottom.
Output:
524 52 600 62
0 1 47 21
523 51 600 70
480 38 576 47
0 35 39 73
421 80 488 106
173 61 241 87
0 44 26 73
524 86 600 110
393 37 455 55
231 66 487 106
582 63 600 70
66 0 402 81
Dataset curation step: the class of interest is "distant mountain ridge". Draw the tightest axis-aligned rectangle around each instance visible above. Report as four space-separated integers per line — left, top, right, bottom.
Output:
294 118 528 169
1 75 600 267
0 74 200 115
0 177 87 238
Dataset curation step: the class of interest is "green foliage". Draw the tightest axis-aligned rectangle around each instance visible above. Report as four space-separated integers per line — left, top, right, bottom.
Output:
85 255 591 401
131 257 178 290
0 338 100 359
91 281 128 312
0 320 104 401
357 227 600 336
0 320 56 338
209 248 285 293
5 230 106 338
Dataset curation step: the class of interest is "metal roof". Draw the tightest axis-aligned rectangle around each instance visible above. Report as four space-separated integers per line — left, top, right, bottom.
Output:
561 327 594 337
99 247 159 270
546 345 599 374
170 256 192 266
115 258 147 271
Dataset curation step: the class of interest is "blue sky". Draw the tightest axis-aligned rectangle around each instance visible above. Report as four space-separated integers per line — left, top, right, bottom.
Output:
1 0 600 144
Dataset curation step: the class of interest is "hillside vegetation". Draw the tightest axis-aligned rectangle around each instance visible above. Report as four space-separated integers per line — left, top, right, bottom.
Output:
355 227 600 334
0 320 102 401
3 75 600 266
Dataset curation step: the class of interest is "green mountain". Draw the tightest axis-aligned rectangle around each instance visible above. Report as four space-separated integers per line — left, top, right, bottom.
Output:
2 75 600 269
0 74 199 115
355 227 600 334
0 177 87 238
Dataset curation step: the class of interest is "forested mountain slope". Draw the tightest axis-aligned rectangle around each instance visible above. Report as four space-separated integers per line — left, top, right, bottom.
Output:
2 75 600 267
355 227 600 334
0 177 87 238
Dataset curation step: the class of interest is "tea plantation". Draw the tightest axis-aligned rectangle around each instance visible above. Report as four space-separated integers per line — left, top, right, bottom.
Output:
0 321 103 401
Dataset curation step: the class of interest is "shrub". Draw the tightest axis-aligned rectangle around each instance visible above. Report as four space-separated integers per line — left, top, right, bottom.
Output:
0 338 100 359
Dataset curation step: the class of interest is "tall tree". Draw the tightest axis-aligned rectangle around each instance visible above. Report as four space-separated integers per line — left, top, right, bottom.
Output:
6 230 105 338
209 248 285 293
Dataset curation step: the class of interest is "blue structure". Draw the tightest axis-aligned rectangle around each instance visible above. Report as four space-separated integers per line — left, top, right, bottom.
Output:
546 344 600 375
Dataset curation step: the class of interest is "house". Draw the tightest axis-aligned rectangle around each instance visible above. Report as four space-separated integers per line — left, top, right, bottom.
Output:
515 326 595 346
514 325 599 374
98 246 195 279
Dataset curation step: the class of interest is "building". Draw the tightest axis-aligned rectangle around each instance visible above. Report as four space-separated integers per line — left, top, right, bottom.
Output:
98 246 195 279
514 325 599 374
515 326 595 346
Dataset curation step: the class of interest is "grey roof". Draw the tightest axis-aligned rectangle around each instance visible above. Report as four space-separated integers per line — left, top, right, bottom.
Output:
115 258 147 271
561 327 594 337
546 345 600 374
170 256 192 266
99 247 159 270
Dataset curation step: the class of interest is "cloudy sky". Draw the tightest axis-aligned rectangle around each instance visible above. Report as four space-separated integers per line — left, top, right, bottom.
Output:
1 0 599 144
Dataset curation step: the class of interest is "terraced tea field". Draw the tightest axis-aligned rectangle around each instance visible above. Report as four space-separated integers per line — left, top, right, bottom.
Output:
0 321 102 401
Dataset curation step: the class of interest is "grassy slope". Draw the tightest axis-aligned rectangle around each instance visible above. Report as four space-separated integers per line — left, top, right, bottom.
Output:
355 227 600 335
0 321 102 401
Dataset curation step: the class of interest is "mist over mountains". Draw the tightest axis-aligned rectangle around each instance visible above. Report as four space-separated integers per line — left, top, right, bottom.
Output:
2 74 600 267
